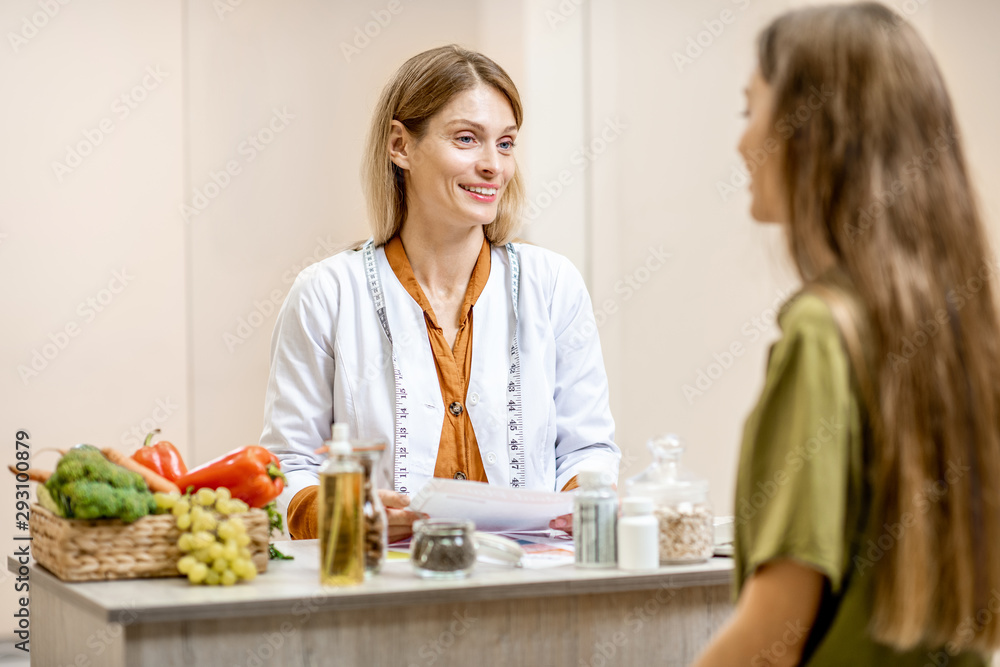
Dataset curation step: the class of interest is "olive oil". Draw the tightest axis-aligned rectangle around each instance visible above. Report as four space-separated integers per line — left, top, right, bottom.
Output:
318 424 364 586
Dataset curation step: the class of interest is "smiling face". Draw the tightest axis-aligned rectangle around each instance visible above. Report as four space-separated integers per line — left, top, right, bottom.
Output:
389 85 517 239
738 69 788 223
389 84 518 236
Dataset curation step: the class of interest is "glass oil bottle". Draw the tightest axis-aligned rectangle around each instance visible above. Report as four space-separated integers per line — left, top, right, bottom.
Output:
318 423 364 586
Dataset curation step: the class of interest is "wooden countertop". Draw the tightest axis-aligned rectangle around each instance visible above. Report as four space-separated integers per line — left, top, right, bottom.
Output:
11 540 734 624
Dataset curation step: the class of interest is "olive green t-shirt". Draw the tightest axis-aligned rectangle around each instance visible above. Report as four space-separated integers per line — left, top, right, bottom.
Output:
733 291 988 666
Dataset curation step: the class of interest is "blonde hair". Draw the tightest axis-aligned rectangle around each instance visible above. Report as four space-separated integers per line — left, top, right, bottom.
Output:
362 45 525 246
760 2 1000 653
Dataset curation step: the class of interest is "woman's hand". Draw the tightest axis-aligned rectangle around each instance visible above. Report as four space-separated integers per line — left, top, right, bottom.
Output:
378 489 426 542
549 513 573 535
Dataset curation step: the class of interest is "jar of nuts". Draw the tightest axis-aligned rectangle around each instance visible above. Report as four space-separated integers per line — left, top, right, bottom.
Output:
351 441 389 577
625 434 714 564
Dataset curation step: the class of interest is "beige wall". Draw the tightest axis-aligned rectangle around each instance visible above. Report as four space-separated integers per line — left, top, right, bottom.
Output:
2 1 999 652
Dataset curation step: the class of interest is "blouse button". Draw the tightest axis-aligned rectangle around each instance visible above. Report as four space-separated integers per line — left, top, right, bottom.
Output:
468 393 480 406
454 471 467 480
486 452 498 466
449 401 464 417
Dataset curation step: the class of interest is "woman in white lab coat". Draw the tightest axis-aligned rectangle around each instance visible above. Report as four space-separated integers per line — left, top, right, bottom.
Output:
260 45 619 541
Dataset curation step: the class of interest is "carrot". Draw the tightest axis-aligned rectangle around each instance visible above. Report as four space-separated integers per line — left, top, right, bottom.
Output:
101 448 180 494
7 465 50 483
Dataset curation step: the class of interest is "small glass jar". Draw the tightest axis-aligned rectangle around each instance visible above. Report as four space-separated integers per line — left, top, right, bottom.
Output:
626 434 714 564
351 441 388 578
410 519 477 580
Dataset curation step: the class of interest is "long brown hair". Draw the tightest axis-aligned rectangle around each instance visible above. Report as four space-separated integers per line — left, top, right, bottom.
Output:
362 44 525 246
759 2 1000 652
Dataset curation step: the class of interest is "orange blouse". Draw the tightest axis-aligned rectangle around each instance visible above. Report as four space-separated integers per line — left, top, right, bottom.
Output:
384 234 491 483
286 236 575 539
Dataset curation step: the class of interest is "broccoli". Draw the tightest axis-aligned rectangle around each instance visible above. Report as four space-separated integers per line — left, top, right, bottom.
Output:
44 445 156 523
48 445 146 493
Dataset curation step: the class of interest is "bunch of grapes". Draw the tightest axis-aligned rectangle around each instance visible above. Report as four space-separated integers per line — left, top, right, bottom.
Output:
154 487 258 586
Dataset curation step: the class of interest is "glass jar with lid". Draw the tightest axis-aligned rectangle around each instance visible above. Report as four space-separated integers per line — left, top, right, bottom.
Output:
410 519 478 579
410 519 525 579
351 441 388 578
625 434 714 564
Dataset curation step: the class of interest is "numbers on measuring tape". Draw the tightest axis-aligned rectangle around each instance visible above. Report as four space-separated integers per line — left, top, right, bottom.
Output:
365 240 412 495
504 242 525 490
364 239 526 493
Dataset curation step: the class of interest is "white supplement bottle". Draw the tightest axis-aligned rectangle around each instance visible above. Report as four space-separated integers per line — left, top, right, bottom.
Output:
617 497 659 571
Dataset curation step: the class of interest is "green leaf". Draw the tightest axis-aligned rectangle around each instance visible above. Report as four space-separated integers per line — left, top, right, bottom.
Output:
269 544 294 560
264 501 294 560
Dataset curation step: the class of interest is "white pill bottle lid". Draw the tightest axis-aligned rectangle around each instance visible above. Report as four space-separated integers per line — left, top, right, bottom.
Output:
621 496 654 516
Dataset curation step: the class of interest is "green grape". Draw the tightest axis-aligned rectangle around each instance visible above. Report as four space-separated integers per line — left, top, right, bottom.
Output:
195 488 217 507
154 492 179 511
193 531 215 550
177 555 196 575
233 558 256 580
197 514 218 533
173 486 256 587
230 499 249 513
177 534 195 552
217 520 237 542
188 562 208 584
172 498 191 517
229 559 247 579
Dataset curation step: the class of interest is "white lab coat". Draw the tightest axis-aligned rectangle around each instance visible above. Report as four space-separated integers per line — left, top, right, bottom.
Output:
260 241 620 530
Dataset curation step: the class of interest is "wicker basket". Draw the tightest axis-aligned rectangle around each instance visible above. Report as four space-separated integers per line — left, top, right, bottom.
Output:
29 504 270 582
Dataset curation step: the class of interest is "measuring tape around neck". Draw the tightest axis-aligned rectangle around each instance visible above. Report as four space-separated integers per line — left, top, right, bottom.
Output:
362 239 526 492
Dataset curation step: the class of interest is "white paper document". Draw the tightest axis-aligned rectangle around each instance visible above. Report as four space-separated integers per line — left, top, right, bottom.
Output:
409 478 574 532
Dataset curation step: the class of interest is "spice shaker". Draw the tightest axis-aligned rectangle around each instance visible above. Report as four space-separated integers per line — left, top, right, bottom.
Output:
351 441 388 578
317 423 365 586
573 468 618 568
617 497 659 571
625 434 714 564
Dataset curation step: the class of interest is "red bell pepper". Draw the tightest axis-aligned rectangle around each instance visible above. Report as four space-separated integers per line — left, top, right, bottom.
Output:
176 446 286 509
132 430 188 483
